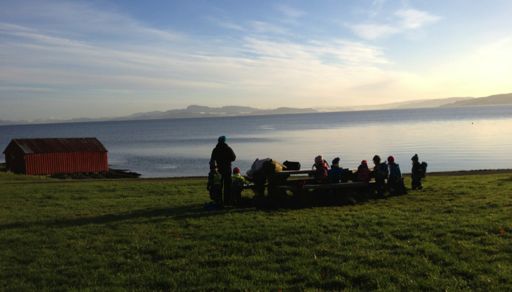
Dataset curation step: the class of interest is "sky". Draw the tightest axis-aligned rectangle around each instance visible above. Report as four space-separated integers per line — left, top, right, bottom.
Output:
1 0 512 120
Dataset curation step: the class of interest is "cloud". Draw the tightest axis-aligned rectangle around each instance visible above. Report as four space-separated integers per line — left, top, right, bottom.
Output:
244 38 389 66
0 1 182 43
347 6 440 40
348 24 398 40
212 19 245 31
209 18 289 35
248 21 288 35
395 9 440 29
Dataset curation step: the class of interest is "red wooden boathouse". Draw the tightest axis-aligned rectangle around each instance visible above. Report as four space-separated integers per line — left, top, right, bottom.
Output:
3 138 108 175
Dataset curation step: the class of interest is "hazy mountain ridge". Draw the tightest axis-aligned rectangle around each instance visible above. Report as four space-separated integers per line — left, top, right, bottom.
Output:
2 93 511 125
319 97 473 112
121 105 318 120
442 93 512 107
388 97 473 109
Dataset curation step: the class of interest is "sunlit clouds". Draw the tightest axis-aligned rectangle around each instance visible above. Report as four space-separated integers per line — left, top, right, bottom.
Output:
347 8 440 40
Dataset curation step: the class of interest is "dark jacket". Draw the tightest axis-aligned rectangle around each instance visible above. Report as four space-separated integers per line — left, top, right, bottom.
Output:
388 162 402 182
357 164 371 183
373 162 388 180
211 142 236 170
328 166 344 183
411 161 422 178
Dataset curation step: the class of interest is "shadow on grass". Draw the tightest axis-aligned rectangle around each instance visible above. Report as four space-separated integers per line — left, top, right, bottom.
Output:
0 204 256 231
0 191 404 231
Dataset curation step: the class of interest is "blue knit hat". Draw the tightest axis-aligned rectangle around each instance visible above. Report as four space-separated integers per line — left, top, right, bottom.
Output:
218 136 226 143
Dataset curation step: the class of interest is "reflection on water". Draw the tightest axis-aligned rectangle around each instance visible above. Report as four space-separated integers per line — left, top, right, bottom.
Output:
0 106 511 177
240 119 512 173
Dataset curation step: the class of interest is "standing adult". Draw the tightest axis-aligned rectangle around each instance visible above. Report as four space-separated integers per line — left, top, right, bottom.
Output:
210 136 236 205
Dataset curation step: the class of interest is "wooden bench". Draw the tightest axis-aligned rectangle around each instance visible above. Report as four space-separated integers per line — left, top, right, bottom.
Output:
277 170 315 175
270 169 373 196
276 181 371 193
302 181 369 190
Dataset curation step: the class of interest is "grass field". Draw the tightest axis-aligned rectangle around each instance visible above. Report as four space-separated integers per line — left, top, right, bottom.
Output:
0 171 511 290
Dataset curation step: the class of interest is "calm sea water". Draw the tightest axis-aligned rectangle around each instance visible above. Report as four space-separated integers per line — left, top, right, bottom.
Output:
1 106 512 177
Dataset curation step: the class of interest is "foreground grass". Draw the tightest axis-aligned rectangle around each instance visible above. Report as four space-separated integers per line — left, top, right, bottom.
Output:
0 172 511 290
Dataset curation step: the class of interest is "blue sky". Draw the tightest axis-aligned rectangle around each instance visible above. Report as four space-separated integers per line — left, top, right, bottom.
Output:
1 0 512 120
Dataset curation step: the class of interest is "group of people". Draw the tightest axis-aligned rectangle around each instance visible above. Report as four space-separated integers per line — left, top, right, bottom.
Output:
207 135 428 206
313 153 427 195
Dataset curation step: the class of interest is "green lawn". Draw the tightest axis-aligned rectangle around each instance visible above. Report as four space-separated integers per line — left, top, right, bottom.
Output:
0 172 511 290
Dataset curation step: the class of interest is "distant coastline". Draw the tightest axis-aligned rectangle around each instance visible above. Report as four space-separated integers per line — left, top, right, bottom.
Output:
1 92 511 126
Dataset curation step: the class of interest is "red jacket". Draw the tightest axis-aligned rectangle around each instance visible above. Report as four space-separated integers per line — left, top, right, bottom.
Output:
357 165 371 183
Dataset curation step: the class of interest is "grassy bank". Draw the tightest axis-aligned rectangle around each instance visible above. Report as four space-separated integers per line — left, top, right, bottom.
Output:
0 172 511 290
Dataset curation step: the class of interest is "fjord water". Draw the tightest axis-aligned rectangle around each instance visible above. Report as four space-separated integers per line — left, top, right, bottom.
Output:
1 106 511 177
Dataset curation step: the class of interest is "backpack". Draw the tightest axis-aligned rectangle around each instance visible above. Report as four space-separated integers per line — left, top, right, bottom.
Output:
420 162 428 178
283 160 301 171
246 158 271 178
262 159 285 175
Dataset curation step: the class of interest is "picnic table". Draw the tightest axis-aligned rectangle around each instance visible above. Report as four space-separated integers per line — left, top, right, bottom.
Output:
262 169 373 197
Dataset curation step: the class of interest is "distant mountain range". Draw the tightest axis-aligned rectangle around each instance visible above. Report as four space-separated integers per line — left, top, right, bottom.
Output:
321 97 473 112
111 92 512 121
2 93 511 125
118 105 317 120
441 93 512 107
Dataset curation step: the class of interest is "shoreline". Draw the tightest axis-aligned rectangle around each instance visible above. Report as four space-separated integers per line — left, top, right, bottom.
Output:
135 168 512 181
1 168 511 182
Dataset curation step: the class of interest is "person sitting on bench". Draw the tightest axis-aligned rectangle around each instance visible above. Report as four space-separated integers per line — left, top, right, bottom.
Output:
372 155 388 196
231 167 248 205
328 157 343 183
313 155 329 183
356 160 371 183
387 156 407 195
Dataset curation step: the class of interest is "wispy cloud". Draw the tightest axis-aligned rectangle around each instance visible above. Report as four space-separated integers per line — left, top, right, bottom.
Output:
347 6 440 40
212 19 245 31
248 21 288 35
348 24 398 40
244 37 389 66
395 9 440 29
